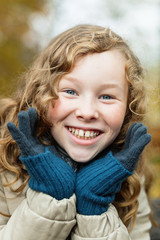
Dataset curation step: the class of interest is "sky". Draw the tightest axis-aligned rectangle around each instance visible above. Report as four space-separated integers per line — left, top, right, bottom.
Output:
31 0 160 67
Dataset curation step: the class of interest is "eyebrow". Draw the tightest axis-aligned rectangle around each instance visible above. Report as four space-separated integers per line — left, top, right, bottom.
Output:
64 76 123 89
100 83 122 89
63 76 79 82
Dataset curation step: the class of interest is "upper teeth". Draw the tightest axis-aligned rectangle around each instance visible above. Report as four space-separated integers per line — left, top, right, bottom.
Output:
68 127 100 139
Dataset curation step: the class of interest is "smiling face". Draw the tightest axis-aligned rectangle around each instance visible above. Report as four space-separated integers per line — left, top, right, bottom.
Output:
47 50 128 162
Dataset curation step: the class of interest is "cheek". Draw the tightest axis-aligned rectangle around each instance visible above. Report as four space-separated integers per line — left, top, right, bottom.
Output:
105 105 126 130
47 99 62 122
47 98 72 123
114 110 126 124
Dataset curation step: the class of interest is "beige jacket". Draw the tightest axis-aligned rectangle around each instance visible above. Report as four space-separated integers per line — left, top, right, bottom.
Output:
0 172 151 240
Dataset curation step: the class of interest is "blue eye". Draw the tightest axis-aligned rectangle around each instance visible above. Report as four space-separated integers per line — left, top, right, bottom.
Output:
65 90 76 95
100 95 112 100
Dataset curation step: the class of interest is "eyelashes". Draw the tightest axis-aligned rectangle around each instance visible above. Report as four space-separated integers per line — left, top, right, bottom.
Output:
65 89 77 95
62 89 115 101
99 95 113 100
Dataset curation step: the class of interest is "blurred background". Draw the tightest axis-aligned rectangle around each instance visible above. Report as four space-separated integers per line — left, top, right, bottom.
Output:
0 0 160 199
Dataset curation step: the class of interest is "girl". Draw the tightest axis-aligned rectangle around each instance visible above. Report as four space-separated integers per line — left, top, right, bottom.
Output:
0 24 153 239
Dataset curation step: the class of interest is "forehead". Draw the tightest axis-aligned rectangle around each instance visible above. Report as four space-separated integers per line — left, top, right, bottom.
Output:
58 50 128 92
73 49 126 68
69 50 126 78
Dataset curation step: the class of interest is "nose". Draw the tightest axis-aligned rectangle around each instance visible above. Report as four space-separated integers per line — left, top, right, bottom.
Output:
75 97 99 121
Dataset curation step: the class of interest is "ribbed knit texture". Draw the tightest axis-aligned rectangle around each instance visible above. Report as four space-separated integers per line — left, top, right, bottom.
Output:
76 151 132 215
20 150 76 200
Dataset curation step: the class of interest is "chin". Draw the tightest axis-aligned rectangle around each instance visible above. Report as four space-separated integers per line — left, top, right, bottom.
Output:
68 151 97 163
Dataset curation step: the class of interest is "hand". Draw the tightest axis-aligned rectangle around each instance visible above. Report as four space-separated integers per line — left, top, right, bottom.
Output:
75 123 151 215
7 108 44 158
7 108 76 200
114 123 151 171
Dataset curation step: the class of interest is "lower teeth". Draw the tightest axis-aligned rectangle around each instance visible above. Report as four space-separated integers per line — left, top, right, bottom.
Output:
76 135 94 139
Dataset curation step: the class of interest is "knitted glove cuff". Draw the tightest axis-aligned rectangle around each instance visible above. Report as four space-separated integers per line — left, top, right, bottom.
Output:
76 151 132 215
20 150 76 200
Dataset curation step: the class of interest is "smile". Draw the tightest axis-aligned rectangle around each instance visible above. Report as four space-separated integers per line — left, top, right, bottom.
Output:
67 127 102 139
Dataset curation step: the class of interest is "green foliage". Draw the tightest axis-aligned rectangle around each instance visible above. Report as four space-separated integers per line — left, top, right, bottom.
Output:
0 0 50 96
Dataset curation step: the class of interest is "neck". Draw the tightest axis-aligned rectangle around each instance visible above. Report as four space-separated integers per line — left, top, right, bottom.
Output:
53 140 80 172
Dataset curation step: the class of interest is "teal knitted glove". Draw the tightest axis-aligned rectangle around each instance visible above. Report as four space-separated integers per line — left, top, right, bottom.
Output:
7 108 76 200
76 123 151 215
114 123 151 171
7 108 44 158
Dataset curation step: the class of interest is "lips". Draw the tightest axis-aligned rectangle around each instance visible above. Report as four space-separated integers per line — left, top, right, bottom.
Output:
66 126 102 139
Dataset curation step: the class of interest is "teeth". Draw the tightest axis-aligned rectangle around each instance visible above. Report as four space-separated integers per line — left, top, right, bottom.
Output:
75 129 79 136
90 131 94 137
85 131 90 137
68 127 100 139
79 130 84 137
72 128 75 133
